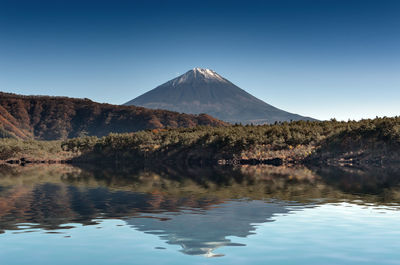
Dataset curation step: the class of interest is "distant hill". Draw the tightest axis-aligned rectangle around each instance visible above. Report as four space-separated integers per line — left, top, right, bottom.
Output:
125 68 315 124
0 92 226 140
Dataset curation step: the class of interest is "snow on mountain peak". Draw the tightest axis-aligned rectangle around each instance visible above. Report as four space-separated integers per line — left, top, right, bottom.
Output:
192 68 222 79
172 68 227 85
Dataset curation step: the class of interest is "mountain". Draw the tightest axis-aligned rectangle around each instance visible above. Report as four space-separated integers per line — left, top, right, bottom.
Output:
124 68 315 124
0 92 226 140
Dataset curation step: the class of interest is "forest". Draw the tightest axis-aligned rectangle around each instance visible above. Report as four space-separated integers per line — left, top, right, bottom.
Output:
0 92 226 140
1 116 398 167
61 116 400 166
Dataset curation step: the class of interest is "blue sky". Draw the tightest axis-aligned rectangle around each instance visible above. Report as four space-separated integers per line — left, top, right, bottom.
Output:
0 0 399 120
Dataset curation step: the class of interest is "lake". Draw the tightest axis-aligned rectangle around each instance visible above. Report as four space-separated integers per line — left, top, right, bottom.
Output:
1 164 400 265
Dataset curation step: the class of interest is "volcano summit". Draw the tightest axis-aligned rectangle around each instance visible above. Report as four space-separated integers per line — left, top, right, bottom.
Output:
125 68 314 124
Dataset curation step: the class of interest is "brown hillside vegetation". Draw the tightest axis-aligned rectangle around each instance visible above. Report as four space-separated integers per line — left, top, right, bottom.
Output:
0 92 227 140
61 116 400 167
1 117 399 167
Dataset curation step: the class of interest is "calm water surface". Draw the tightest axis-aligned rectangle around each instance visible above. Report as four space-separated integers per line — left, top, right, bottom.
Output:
0 164 400 264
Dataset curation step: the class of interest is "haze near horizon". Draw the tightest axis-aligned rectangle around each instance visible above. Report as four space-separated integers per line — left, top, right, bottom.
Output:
0 0 399 121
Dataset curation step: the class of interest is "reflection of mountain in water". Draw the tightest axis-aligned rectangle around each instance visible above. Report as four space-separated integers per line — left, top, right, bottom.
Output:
1 163 400 256
127 200 301 257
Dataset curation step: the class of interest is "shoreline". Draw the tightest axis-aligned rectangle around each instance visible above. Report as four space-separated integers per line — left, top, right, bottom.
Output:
1 117 399 169
2 153 397 169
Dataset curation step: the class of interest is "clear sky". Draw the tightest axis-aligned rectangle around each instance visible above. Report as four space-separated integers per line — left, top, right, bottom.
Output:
0 0 399 121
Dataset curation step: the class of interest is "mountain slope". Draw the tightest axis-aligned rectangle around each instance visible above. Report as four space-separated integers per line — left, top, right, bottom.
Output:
125 68 315 124
0 92 226 140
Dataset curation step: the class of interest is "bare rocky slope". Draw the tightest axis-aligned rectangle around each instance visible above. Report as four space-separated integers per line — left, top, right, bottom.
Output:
125 68 315 124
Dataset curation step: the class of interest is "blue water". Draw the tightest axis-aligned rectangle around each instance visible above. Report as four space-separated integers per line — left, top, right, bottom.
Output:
1 164 400 264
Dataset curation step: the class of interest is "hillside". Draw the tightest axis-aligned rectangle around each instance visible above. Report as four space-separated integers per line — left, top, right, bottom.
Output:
60 116 400 167
125 68 315 124
1 117 399 167
0 92 226 140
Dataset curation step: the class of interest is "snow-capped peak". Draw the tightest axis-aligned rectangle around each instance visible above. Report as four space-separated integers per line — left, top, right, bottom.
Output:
172 68 227 85
192 68 225 80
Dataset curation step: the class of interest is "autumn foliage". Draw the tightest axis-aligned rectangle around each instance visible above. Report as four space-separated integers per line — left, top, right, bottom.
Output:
0 92 227 140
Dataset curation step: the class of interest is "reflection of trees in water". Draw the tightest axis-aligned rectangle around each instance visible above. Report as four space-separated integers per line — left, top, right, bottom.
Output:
240 164 400 203
0 163 399 236
314 166 400 197
0 182 222 232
